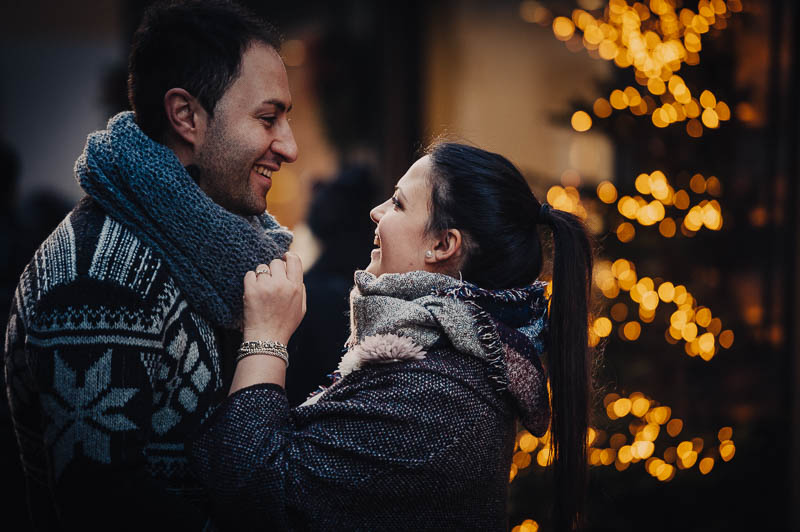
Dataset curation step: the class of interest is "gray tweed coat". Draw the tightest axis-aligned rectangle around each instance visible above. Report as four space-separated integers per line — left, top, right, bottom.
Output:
190 271 551 531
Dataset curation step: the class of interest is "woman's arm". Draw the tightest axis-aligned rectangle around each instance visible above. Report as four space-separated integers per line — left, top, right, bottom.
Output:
229 252 306 394
191 360 495 530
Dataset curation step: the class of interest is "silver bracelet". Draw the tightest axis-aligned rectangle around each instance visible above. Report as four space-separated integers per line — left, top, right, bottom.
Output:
237 340 289 367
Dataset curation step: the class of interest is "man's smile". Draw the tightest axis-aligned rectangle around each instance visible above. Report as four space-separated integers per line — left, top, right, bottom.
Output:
253 164 273 178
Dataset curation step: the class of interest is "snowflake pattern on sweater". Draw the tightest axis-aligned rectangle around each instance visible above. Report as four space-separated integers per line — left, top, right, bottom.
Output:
4 197 226 529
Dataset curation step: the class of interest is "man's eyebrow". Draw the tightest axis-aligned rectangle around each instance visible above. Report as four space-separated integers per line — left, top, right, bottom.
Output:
263 99 292 112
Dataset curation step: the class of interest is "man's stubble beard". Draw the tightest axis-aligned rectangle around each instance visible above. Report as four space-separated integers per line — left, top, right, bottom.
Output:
193 120 264 217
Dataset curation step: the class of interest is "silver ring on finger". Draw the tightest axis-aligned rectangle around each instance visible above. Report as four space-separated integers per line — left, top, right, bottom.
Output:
255 266 270 276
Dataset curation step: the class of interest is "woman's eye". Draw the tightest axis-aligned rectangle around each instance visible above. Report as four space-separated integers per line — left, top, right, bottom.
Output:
391 196 401 209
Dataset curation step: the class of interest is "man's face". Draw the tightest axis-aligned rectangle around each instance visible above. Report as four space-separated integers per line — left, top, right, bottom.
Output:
194 42 297 216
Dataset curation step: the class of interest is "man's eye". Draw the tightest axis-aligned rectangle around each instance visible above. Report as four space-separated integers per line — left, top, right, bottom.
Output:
260 117 276 127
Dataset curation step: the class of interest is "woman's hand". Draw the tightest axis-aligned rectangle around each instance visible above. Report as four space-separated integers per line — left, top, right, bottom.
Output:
242 252 306 345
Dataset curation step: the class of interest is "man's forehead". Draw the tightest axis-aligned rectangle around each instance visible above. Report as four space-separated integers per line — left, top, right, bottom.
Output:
227 44 292 108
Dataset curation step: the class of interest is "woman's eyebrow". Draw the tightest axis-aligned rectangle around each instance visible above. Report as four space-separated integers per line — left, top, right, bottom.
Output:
394 186 408 203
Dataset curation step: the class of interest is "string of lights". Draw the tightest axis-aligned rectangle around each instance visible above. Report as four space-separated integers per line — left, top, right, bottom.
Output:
510 1 743 528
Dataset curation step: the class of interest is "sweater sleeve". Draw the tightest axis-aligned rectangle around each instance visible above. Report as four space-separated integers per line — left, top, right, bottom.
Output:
190 361 496 530
5 278 210 530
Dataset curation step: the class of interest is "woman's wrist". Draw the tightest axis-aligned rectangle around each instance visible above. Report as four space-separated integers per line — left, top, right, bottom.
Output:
242 328 291 345
237 340 289 367
229 354 286 395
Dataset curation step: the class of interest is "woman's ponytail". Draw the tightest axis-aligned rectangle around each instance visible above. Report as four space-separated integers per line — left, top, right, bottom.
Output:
540 203 593 531
425 143 594 529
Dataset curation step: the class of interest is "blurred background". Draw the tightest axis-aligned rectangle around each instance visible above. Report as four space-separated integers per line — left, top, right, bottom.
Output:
1 0 797 530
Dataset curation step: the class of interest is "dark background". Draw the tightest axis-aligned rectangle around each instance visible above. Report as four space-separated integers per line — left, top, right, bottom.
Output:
1 1 797 530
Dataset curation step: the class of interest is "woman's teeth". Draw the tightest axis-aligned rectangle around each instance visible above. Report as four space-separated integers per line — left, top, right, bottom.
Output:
374 234 381 247
254 165 272 178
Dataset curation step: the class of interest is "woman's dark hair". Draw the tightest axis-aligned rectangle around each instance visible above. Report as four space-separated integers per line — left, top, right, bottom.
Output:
427 142 593 530
127 0 282 141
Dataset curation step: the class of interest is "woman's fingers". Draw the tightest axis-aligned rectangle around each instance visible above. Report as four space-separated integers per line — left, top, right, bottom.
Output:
269 258 287 279
284 252 303 283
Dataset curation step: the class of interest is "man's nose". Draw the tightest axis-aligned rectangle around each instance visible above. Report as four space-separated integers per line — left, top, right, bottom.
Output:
273 121 298 163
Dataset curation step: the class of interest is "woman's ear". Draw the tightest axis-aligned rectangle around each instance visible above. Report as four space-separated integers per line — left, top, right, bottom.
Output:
163 88 208 149
425 228 462 265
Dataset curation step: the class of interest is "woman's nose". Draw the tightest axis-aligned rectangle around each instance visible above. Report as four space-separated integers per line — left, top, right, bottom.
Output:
370 201 387 224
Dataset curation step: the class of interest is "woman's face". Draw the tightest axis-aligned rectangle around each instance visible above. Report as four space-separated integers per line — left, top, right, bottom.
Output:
366 156 437 277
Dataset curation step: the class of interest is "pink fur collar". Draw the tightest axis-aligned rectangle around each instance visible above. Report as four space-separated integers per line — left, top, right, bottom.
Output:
337 333 427 376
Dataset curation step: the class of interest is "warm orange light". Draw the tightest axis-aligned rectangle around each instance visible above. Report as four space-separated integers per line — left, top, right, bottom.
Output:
650 406 671 425
716 101 731 121
623 321 642 340
695 308 712 327
718 426 733 441
659 217 677 237
719 441 735 462
617 445 633 464
684 32 702 53
706 176 722 196
610 89 629 110
613 398 632 417
634 173 651 194
519 432 538 452
663 446 677 463
658 282 675 302
609 432 627 449
610 302 629 322
641 291 659 310
689 173 706 194
631 397 650 417
594 317 613 337
686 118 703 137
599 40 619 60
594 98 613 118
666 418 683 437
702 108 720 128
537 446 553 466
698 332 715 353
640 423 660 441
647 77 666 96
617 222 636 243
699 457 714 474
632 440 654 459
699 90 717 109
513 450 532 469
676 440 693 459
553 16 576 40
624 86 642 107
719 329 734 348
674 190 691 209
572 111 593 132
618 196 639 219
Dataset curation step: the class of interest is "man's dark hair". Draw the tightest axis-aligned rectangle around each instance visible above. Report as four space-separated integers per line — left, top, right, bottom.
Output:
127 0 282 141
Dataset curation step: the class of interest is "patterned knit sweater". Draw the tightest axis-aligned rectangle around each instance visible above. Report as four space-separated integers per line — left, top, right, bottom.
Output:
4 197 230 530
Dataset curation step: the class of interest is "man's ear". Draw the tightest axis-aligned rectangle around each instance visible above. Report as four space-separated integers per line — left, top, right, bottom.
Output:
163 88 208 148
425 228 463 265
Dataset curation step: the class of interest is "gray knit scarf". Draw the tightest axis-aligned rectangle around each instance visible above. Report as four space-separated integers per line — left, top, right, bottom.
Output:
337 269 551 434
75 111 292 329
347 270 488 362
